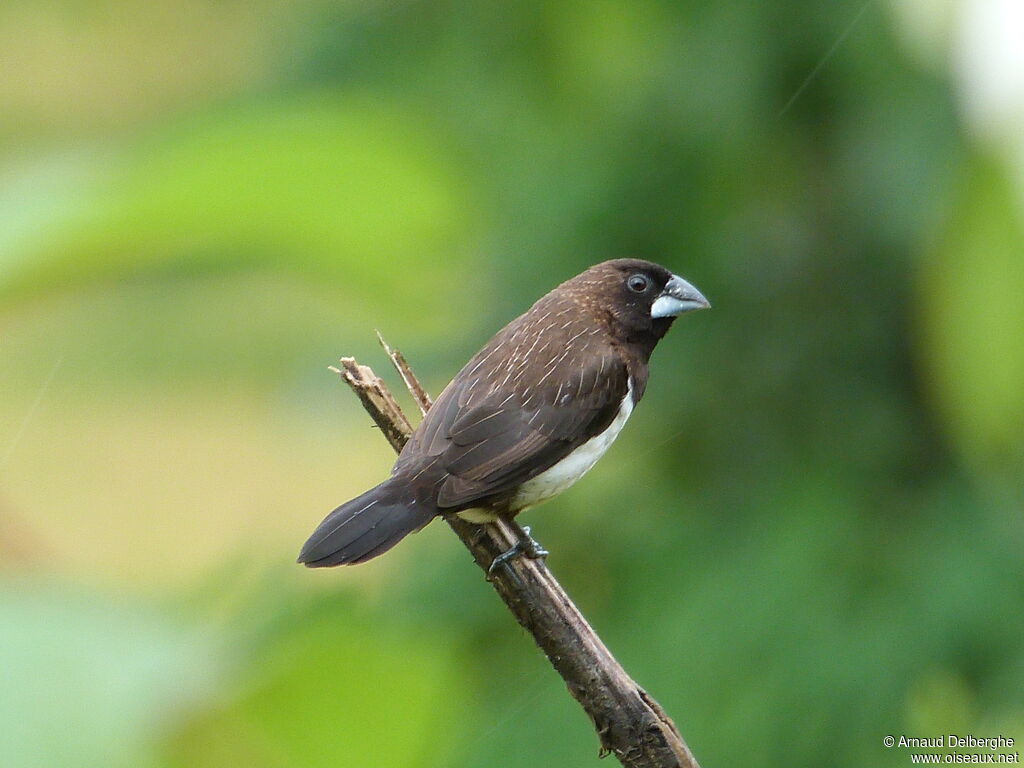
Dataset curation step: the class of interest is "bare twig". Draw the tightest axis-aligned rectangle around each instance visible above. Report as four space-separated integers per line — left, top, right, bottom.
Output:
376 330 433 415
329 358 411 451
332 344 701 768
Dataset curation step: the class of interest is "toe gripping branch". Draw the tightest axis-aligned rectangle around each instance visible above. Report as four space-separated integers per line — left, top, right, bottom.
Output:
488 525 550 577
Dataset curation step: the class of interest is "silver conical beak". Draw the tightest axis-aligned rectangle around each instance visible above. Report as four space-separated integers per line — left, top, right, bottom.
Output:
651 274 710 318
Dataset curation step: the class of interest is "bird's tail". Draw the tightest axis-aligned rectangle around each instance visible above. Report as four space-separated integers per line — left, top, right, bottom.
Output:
298 481 434 567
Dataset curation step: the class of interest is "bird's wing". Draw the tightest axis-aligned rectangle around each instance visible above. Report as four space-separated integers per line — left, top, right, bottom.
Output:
393 327 629 509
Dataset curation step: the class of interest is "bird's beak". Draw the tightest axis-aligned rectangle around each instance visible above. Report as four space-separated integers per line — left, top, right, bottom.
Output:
651 274 711 318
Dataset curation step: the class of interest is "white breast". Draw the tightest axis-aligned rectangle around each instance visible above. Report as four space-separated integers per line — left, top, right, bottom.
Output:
511 381 634 510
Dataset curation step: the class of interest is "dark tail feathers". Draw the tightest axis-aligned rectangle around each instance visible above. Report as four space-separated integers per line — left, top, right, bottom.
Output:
298 481 434 567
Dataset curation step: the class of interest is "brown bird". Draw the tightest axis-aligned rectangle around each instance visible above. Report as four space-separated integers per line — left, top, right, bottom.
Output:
299 259 709 569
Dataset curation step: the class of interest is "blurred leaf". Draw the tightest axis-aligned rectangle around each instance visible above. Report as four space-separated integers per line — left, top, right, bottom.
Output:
0 94 478 333
0 584 220 768
919 158 1024 483
905 670 974 736
546 0 671 110
162 602 468 768
0 0 295 134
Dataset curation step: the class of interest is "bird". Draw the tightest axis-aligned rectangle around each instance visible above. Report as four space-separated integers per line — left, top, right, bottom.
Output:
298 259 709 569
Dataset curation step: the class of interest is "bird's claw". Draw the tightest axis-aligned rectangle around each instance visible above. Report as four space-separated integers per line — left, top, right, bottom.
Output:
520 526 549 560
488 526 548 577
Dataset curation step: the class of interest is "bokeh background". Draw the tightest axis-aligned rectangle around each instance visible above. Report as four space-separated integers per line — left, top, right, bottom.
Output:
2 1 1023 766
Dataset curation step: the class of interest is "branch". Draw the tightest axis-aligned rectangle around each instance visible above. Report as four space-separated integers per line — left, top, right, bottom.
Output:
332 342 702 768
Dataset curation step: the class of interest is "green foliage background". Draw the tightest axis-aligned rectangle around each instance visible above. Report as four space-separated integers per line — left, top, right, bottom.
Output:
1 2 1021 766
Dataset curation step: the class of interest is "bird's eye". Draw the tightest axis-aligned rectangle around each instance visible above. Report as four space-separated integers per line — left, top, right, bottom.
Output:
627 274 649 293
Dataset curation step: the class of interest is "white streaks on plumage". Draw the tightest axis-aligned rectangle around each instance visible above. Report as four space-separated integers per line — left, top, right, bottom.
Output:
468 344 500 375
409 455 440 482
498 364 516 389
457 408 505 432
576 365 589 398
565 327 589 346
534 361 558 389
315 498 379 543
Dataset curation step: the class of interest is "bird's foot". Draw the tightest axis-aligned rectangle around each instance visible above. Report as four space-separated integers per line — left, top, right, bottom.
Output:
488 526 549 577
520 526 549 560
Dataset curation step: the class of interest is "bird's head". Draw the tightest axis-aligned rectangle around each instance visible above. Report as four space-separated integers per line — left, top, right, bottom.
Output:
568 259 710 342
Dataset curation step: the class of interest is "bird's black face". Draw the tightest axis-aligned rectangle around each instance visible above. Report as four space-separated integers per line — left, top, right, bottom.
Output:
586 259 710 339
